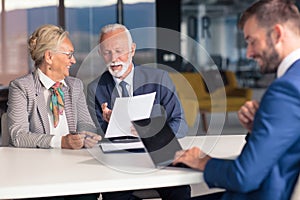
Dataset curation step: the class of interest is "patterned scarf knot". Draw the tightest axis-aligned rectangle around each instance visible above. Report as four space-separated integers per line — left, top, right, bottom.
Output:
49 82 64 128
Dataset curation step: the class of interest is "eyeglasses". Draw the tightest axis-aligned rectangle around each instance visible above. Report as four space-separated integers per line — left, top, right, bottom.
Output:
53 50 75 59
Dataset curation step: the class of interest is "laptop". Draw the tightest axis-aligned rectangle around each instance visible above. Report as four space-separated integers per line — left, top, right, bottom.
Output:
132 116 190 169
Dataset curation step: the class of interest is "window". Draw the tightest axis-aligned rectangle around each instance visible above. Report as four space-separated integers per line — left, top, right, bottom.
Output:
0 0 58 86
123 0 156 67
0 0 156 87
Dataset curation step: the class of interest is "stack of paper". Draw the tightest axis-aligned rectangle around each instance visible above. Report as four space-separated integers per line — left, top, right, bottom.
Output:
99 92 156 153
100 141 145 152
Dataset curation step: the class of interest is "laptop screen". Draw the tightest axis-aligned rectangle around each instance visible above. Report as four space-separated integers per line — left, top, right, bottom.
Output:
132 116 183 167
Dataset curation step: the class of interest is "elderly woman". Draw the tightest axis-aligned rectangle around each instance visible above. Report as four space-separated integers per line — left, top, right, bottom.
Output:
7 24 101 199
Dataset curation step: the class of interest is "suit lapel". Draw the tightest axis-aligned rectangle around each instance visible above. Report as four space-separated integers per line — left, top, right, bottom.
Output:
133 66 143 96
33 71 50 134
64 78 76 132
106 75 119 108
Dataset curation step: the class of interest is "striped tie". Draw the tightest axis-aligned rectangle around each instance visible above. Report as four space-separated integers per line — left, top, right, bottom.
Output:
49 82 64 127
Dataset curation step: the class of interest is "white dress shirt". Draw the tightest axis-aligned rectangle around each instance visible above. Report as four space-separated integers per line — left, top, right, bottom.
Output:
113 65 134 97
277 48 300 78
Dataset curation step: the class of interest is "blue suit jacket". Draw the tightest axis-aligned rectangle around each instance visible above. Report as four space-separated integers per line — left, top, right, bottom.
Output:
204 61 300 199
87 65 188 138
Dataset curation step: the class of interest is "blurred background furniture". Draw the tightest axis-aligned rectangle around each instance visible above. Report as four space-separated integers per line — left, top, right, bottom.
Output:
169 70 253 132
169 73 199 129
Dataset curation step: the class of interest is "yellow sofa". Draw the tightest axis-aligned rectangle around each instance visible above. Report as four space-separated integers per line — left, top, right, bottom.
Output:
169 70 253 132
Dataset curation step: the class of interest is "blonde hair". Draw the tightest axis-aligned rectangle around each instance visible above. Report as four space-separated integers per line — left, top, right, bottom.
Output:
28 24 69 68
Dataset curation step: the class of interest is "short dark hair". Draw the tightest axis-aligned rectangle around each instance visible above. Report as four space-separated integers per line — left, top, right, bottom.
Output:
238 0 300 32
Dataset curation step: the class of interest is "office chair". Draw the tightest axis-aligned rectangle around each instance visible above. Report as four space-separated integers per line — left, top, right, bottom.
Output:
1 112 9 146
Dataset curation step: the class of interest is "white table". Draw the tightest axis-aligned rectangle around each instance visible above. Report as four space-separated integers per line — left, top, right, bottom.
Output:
0 135 246 199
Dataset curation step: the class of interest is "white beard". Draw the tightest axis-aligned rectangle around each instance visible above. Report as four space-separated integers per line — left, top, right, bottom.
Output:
107 57 132 78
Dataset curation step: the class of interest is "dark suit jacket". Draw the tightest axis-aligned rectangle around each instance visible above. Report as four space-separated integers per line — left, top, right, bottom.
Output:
7 71 96 148
204 60 300 200
87 65 188 138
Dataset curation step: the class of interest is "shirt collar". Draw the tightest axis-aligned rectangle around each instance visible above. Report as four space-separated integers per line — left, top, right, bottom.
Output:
113 64 134 86
277 48 300 78
37 68 67 89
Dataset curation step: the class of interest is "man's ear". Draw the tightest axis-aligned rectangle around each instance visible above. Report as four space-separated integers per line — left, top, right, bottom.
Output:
131 42 136 57
272 24 283 44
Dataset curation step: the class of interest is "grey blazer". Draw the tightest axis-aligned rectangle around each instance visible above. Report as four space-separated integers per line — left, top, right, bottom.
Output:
7 71 96 148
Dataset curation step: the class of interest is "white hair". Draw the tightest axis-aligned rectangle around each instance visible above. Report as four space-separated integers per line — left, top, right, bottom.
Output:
98 23 133 49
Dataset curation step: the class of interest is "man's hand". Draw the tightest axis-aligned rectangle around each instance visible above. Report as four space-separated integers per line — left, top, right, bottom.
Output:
238 100 259 132
61 133 84 149
173 147 211 171
101 102 112 122
80 131 102 148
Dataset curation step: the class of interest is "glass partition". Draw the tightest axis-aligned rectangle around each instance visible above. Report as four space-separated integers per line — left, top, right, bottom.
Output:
180 0 267 87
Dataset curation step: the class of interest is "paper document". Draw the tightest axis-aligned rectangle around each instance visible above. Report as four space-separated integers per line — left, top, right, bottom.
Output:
100 141 144 152
105 92 156 138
